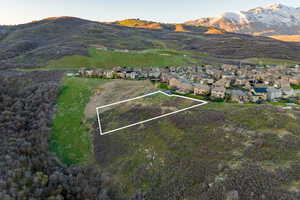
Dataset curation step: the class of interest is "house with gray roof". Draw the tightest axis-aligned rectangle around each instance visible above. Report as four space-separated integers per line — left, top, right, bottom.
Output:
267 87 282 101
230 90 249 103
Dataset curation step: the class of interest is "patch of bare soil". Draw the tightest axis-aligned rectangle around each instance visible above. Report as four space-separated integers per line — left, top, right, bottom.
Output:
84 79 156 119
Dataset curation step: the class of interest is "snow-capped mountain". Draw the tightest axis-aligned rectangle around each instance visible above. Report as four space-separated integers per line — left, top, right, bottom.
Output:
185 3 300 37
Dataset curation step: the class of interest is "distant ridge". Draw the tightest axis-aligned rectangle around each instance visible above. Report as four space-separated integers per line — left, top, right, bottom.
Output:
1 16 300 69
31 16 73 23
110 19 163 29
185 3 300 41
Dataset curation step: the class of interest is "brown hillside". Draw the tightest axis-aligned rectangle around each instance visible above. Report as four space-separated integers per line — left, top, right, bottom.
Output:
32 16 73 23
113 19 162 29
174 24 190 32
270 35 300 42
204 27 225 34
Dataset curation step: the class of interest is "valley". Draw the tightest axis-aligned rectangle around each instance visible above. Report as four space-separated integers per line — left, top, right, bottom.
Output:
2 2 300 199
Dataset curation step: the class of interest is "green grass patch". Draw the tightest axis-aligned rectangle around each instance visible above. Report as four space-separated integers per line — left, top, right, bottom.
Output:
155 82 172 90
50 77 109 165
268 99 293 106
243 57 300 66
45 48 200 69
291 84 300 90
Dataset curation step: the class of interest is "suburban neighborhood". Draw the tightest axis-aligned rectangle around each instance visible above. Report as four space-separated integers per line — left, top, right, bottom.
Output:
78 64 300 104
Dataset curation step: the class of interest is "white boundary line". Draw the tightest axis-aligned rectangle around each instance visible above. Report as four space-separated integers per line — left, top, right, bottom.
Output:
96 91 208 135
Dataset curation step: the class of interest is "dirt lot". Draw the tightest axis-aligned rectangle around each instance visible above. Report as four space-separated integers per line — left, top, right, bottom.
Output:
84 79 157 119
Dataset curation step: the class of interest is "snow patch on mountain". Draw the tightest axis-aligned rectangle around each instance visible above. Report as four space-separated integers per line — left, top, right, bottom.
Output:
212 11 249 24
185 3 300 37
212 3 300 26
245 3 300 26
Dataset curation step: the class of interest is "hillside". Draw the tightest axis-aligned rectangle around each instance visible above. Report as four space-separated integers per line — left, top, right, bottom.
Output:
111 19 163 29
46 76 300 199
270 35 300 42
90 80 300 199
1 17 300 69
185 3 300 41
0 70 122 199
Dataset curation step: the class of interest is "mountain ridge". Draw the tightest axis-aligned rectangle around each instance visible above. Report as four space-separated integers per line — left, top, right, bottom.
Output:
1 16 300 69
185 3 300 40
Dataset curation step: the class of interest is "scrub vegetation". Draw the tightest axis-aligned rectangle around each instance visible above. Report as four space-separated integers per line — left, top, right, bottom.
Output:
94 102 300 199
0 70 120 199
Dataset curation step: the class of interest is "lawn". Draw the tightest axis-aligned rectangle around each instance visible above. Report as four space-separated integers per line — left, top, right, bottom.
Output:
45 48 200 69
291 84 300 90
50 77 109 165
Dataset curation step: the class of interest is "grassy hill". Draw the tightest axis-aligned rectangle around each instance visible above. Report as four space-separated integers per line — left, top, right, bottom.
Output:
45 48 200 69
2 17 300 69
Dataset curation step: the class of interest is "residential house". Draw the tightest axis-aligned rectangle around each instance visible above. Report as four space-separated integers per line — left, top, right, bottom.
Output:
234 78 248 86
206 68 222 79
211 86 226 99
290 75 300 85
113 66 122 72
95 69 104 77
281 86 295 98
160 72 172 83
222 71 235 79
116 71 126 79
169 66 177 72
212 70 222 80
149 71 161 80
294 65 300 72
78 68 86 76
130 71 138 79
125 72 132 79
262 77 274 86
222 64 237 71
194 84 211 96
85 69 95 77
214 78 231 88
230 90 249 103
252 87 268 101
103 70 114 79
199 78 215 85
169 77 194 93
274 79 290 88
196 66 204 73
205 65 215 74
267 88 282 101
236 69 248 78
140 72 149 79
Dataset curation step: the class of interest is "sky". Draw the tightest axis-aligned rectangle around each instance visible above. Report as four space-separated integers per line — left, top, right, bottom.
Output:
1 0 300 25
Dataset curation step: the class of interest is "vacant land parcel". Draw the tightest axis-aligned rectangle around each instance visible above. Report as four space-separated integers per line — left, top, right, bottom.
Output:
97 91 207 135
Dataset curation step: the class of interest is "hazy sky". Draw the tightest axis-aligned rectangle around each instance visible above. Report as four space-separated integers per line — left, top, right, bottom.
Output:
1 0 300 25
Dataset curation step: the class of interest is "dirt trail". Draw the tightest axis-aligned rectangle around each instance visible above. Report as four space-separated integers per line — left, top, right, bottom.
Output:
84 80 156 119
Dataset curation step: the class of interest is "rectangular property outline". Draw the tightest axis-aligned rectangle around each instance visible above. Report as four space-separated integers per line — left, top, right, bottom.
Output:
96 91 208 135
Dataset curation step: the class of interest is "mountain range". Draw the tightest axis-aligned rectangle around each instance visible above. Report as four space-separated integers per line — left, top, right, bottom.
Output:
185 3 300 41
